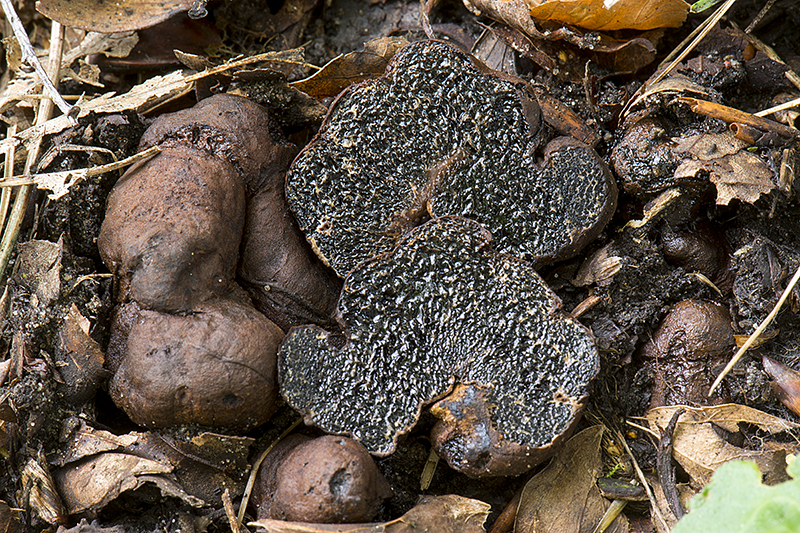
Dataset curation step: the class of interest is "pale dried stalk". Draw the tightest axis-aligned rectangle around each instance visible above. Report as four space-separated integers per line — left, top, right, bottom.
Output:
0 0 73 116
0 21 65 281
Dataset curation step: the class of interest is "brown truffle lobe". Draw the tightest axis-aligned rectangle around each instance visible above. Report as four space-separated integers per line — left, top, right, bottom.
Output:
238 175 342 331
286 40 616 277
99 147 245 313
640 299 734 407
109 297 283 432
279 217 598 465
260 436 393 523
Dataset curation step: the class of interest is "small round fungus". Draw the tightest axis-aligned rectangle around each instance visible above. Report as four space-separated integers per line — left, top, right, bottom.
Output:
279 217 599 466
286 40 616 277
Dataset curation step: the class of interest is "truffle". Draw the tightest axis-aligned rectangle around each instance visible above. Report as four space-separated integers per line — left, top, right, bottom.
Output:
279 217 599 464
98 93 295 313
255 435 393 523
109 297 283 431
640 299 734 407
286 39 616 277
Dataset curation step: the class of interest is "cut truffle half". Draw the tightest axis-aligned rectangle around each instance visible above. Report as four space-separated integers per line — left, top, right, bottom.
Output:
279 217 599 459
287 39 616 277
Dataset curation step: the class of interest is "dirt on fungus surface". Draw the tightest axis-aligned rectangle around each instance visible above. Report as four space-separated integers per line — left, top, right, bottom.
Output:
2 0 800 531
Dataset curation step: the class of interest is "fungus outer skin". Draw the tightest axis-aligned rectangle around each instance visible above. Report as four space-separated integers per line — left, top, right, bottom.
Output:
279 217 599 456
287 40 614 277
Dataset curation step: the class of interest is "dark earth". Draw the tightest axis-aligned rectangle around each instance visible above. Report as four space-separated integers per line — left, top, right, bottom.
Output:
1 0 800 531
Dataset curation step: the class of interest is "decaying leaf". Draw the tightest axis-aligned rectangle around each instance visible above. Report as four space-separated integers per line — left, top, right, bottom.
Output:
463 0 660 80
250 494 490 533
527 0 689 31
36 0 193 32
53 452 203 514
646 404 800 488
55 305 106 404
673 133 776 205
20 454 68 525
514 426 627 533
13 239 62 308
291 36 409 100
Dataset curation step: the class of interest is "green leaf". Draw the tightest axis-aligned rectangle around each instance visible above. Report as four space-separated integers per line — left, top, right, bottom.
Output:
674 460 800 533
690 0 724 13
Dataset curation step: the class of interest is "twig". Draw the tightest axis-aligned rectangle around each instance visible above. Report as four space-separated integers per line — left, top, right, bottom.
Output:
222 488 242 533
0 124 17 235
651 0 739 86
675 97 800 139
657 408 685 520
619 432 670 532
0 0 74 118
0 21 66 282
710 261 800 395
755 95 800 118
624 0 739 119
744 0 777 33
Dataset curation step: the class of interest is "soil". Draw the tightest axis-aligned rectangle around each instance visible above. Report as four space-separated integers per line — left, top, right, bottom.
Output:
2 0 800 531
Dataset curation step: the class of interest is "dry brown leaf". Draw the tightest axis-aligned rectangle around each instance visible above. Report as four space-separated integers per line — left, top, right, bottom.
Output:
54 452 204 514
673 134 776 205
14 239 62 307
291 36 409 100
515 426 627 533
250 494 490 533
646 404 800 488
36 0 193 33
0 70 193 154
56 305 106 404
527 0 689 31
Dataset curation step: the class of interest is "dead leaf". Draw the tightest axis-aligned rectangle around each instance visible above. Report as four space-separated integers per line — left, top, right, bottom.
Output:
646 404 800 488
54 452 204 514
55 306 106 404
250 494 490 533
527 0 689 31
14 239 62 307
291 36 409 100
673 134 776 205
36 0 194 32
53 421 139 467
573 244 623 286
515 426 627 533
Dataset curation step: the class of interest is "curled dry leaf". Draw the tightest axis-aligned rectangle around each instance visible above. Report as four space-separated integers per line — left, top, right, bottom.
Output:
36 0 194 32
291 36 409 101
673 135 776 205
54 453 204 514
527 0 689 31
463 0 660 79
249 494 490 533
515 425 628 533
646 404 800 488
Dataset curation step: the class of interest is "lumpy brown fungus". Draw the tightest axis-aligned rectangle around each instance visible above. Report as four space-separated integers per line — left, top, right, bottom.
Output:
255 435 392 523
109 298 283 431
99 94 330 431
286 40 616 277
279 217 599 475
